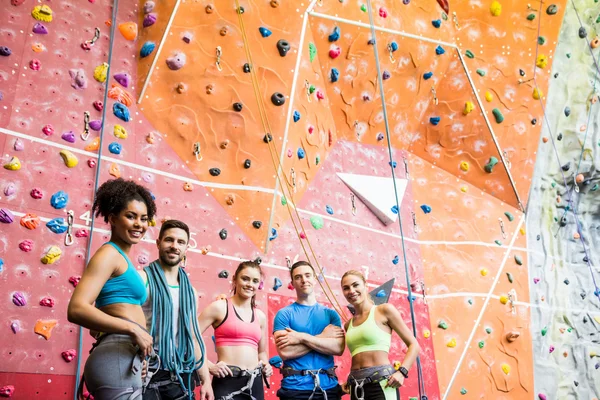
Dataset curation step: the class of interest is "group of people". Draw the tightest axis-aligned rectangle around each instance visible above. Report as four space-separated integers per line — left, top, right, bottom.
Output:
67 178 421 400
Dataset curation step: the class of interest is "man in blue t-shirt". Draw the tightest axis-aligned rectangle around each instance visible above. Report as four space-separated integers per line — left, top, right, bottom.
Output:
273 261 345 400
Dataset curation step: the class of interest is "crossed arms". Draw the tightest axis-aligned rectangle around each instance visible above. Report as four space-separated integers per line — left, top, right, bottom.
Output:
274 324 345 360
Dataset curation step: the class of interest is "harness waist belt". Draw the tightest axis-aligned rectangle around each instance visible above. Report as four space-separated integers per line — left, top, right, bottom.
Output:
348 364 395 384
281 366 337 400
217 366 263 400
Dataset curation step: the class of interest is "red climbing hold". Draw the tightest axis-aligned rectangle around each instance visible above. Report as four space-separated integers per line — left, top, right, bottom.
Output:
69 276 81 287
61 349 77 362
437 0 450 14
0 385 15 398
39 297 55 307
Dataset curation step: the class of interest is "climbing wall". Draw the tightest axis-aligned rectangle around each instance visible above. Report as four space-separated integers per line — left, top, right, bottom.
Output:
2 0 597 399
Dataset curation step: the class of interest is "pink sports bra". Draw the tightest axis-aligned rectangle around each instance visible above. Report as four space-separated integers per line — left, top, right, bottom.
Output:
214 299 261 349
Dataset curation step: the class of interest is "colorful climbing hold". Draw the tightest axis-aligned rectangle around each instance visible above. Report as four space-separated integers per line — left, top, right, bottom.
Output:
423 329 430 338
31 5 53 22
501 363 511 375
492 108 504 123
423 71 433 80
460 161 469 172
20 213 40 230
41 246 62 264
490 0 502 16
478 341 485 348
308 43 317 62
271 92 285 106
480 268 488 276
3 157 21 171
330 68 339 83
297 148 305 159
536 54 548 69
12 292 26 306
438 320 448 329
533 87 543 100
118 22 138 41
46 218 68 234
277 39 290 56
430 116 441 126
0 208 15 224
259 27 272 38
420 204 432 214
273 278 282 291
113 103 131 122
328 26 340 42
113 124 128 139
435 45 445 55
108 142 122 155
329 45 341 59
34 319 57 340
50 191 69 209
484 157 498 173
293 111 300 122
140 41 156 58
310 216 324 230
463 101 474 115
94 62 108 83
499 295 509 305
325 205 334 215
447 338 457 348
515 255 523 265
166 52 186 70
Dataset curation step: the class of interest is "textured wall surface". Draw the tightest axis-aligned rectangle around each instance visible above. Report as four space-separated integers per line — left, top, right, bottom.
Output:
2 0 597 399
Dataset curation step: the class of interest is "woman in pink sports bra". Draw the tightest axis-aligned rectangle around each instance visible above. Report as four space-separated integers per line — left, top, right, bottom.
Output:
197 261 273 400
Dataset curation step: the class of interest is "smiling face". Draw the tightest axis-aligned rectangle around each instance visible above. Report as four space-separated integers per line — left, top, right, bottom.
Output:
108 199 149 245
233 266 262 301
341 273 368 305
157 227 189 267
291 264 316 297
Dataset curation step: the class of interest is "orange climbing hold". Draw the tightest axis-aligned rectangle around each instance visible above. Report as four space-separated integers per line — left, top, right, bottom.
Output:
574 232 581 240
109 163 121 178
34 319 57 340
576 174 585 183
20 213 41 230
108 84 134 107
118 22 138 41
84 137 100 152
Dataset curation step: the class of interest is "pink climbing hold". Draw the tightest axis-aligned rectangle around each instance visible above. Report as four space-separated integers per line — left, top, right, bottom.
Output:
4 183 16 197
69 276 81 287
533 278 540 283
69 69 87 90
13 139 24 151
287 282 294 290
0 385 15 398
299 232 307 239
549 345 555 353
93 100 103 111
287 149 293 157
30 188 43 199
39 297 55 307
538 394 547 400
329 46 341 59
308 126 314 134
75 228 89 238
61 349 77 362
379 7 388 18
42 124 54 136
19 239 33 252
29 59 41 70
88 159 97 168
316 90 325 100
12 292 26 307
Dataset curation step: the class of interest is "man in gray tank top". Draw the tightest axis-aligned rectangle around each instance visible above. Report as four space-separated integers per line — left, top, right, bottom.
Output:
140 220 214 400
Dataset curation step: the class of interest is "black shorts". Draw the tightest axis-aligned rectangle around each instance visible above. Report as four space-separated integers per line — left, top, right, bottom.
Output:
143 370 197 400
276 385 342 400
212 373 264 400
349 381 399 400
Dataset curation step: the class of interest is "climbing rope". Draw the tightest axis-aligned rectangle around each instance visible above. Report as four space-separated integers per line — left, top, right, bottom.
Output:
232 0 347 320
363 0 427 397
532 0 600 299
145 262 206 398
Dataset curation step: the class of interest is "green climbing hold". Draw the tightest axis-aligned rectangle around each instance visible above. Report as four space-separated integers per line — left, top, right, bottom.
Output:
592 184 599 192
551 182 557 188
507 272 514 283
478 341 484 348
310 215 324 230
484 157 499 173
541 326 548 336
485 327 492 334
281 197 287 206
476 69 486 76
596 14 600 23
567 327 572 332
527 13 536 20
538 36 546 45
309 43 317 63
438 320 449 330
492 108 504 123
409 398 418 400
515 255 523 265
360 4 367 11
494 240 502 246
309 85 316 94
316 154 321 165
467 298 473 305
465 50 474 58
460 388 468 395
504 211 514 221
566 53 571 58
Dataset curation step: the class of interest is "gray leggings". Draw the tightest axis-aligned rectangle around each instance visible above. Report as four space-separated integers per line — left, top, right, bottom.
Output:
83 334 144 400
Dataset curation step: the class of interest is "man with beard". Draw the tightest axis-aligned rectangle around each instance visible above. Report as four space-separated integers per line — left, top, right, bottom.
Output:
140 220 214 400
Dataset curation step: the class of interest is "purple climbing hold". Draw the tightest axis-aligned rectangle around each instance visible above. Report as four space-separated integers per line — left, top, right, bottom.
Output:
382 70 391 80
10 322 19 334
377 133 385 141
12 292 26 307
182 32 193 44
114 73 131 88
3 183 16 197
32 23 48 34
0 47 11 57
144 0 155 13
166 52 186 70
0 208 15 223
403 0 410 4
61 131 76 143
89 120 102 131
143 13 157 28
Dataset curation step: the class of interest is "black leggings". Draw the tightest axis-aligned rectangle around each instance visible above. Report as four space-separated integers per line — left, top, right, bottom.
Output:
349 380 399 400
276 386 341 400
212 373 264 400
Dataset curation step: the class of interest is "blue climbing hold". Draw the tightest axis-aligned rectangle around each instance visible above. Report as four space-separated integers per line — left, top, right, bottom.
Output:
328 26 340 42
108 142 122 155
430 116 441 125
435 45 445 55
297 148 305 159
50 191 69 209
423 71 433 80
150 192 156 200
432 19 442 28
376 290 386 297
259 27 272 38
392 255 399 265
46 217 68 234
330 68 339 83
113 103 131 122
326 205 334 215
421 204 432 214
293 110 300 122
269 228 278 241
407 295 416 301
273 277 282 291
269 356 283 368
140 41 156 58
391 205 398 214
389 161 397 168
389 41 399 52
0 258 4 273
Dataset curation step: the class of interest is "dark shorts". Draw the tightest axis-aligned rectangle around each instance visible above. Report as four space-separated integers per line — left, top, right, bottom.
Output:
349 381 398 400
212 373 264 400
143 370 197 400
276 386 342 400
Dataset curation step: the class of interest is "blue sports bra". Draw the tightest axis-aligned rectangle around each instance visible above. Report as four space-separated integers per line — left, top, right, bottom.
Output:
95 242 147 308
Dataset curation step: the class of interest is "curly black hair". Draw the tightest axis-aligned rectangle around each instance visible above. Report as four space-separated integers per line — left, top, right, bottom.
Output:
92 178 157 223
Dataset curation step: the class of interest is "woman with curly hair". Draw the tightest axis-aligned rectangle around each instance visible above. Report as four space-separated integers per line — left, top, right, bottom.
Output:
68 178 158 399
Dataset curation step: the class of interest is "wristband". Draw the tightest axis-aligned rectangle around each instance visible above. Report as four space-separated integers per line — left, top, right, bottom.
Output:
399 366 409 379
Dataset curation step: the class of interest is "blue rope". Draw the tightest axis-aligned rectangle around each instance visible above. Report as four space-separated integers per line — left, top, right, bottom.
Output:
364 1 426 398
73 0 119 397
145 261 206 399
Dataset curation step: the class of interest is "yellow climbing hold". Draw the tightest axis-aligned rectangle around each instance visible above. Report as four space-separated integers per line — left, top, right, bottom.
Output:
501 363 511 375
591 351 598 357
41 245 62 265
490 1 502 16
149 218 157 227
460 186 468 193
536 54 548 69
447 338 457 348
460 161 470 172
480 268 488 276
533 88 543 100
594 316 600 324
520 227 526 235
59 150 79 168
485 91 493 102
32 5 53 22
423 329 431 339
114 124 128 139
500 294 509 305
4 156 21 171
463 101 474 115
94 62 109 83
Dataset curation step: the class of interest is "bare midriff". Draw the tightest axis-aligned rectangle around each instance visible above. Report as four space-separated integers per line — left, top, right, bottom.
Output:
99 303 147 331
351 350 391 371
217 345 260 370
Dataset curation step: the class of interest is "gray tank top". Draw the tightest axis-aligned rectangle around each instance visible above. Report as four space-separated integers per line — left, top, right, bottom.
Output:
142 283 180 341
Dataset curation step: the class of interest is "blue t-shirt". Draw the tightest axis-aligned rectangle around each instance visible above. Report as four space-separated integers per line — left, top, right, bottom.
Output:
273 302 342 390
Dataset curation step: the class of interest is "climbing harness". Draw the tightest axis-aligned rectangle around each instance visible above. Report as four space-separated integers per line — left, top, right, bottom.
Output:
216 365 267 400
347 365 395 400
65 210 74 246
281 366 337 400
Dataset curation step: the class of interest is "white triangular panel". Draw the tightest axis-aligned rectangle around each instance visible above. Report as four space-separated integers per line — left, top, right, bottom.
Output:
337 173 408 226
